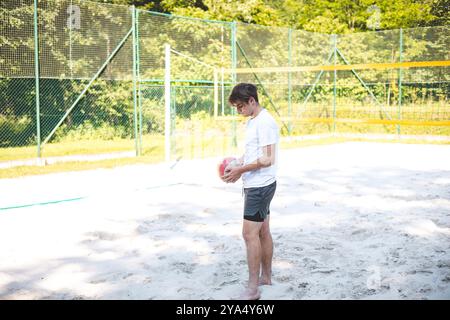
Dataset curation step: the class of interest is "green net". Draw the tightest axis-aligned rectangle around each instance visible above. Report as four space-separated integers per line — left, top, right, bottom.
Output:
0 0 36 160
1 0 136 162
334 29 401 135
233 24 449 138
0 0 449 165
400 26 450 135
236 23 336 136
137 10 234 160
38 0 135 155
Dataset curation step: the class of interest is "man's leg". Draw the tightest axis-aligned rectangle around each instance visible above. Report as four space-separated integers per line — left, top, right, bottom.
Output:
241 219 263 299
259 215 273 285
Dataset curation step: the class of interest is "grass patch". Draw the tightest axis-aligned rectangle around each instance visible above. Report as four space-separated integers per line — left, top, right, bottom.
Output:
0 154 165 179
0 135 166 162
0 139 136 162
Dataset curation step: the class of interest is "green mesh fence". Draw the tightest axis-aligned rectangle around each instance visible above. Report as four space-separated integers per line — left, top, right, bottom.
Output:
400 26 450 135
38 0 135 156
138 84 164 160
332 26 450 135
138 11 232 82
136 10 234 160
236 23 336 136
235 22 449 138
334 29 401 135
170 85 239 160
1 0 36 160
1 0 136 162
0 0 449 166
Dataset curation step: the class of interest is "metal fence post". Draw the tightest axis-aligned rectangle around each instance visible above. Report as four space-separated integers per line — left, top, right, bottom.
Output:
398 28 403 136
231 22 237 84
165 43 171 162
33 0 41 158
214 68 218 117
136 8 143 155
171 85 176 158
288 28 292 136
221 67 225 116
333 34 337 134
132 6 139 156
231 21 237 148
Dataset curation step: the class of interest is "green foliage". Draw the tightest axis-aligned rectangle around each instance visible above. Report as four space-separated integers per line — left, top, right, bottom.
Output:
94 0 163 11
430 0 450 26
230 0 433 33
0 78 36 147
52 121 129 142
0 115 34 147
164 0 281 26
157 0 445 33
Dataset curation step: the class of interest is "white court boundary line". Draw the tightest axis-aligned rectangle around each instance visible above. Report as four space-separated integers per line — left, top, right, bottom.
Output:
0 151 135 169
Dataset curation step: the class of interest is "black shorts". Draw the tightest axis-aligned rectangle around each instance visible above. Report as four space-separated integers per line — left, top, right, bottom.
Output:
243 181 276 222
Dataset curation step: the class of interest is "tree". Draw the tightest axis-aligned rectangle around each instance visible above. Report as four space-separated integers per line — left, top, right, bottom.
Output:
429 0 450 26
91 0 448 32
93 0 164 11
274 0 439 33
162 0 282 25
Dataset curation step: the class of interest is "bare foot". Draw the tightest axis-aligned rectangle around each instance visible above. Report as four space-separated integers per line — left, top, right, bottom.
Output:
258 278 272 286
237 288 261 300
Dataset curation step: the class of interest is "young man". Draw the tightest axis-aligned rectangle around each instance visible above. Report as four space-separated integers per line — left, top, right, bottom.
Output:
223 83 279 300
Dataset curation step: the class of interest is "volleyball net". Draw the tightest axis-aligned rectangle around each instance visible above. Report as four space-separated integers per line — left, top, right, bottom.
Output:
212 25 450 138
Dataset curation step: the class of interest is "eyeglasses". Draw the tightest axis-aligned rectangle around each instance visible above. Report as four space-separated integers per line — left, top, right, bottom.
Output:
232 98 254 109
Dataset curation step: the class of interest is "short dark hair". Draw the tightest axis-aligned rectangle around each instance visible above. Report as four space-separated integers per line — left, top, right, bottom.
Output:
228 83 259 104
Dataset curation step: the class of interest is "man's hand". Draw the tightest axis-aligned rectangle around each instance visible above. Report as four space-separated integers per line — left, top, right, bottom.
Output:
223 166 242 183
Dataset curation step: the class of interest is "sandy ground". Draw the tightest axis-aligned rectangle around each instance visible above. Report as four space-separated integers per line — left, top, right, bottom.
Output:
0 141 449 300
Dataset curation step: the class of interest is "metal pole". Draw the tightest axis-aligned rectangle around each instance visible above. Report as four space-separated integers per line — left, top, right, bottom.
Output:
220 25 225 117
132 6 139 156
69 0 73 79
333 34 337 134
231 21 237 148
214 68 218 117
33 0 41 158
221 67 225 115
398 28 403 136
136 8 143 155
288 28 292 135
171 85 176 158
165 43 171 162
231 22 237 84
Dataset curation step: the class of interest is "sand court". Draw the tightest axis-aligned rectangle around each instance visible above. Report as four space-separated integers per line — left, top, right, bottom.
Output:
0 142 449 299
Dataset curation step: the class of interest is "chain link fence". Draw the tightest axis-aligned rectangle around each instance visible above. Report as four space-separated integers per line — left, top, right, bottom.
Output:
235 23 449 138
1 0 449 166
137 10 235 161
1 0 136 163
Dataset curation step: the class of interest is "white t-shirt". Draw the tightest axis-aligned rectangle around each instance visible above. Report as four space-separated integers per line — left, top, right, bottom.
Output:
242 108 279 188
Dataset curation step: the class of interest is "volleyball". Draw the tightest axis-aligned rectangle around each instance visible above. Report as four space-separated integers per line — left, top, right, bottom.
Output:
218 157 240 180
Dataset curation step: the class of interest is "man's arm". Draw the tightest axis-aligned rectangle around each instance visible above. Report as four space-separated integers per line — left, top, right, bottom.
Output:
223 144 276 183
